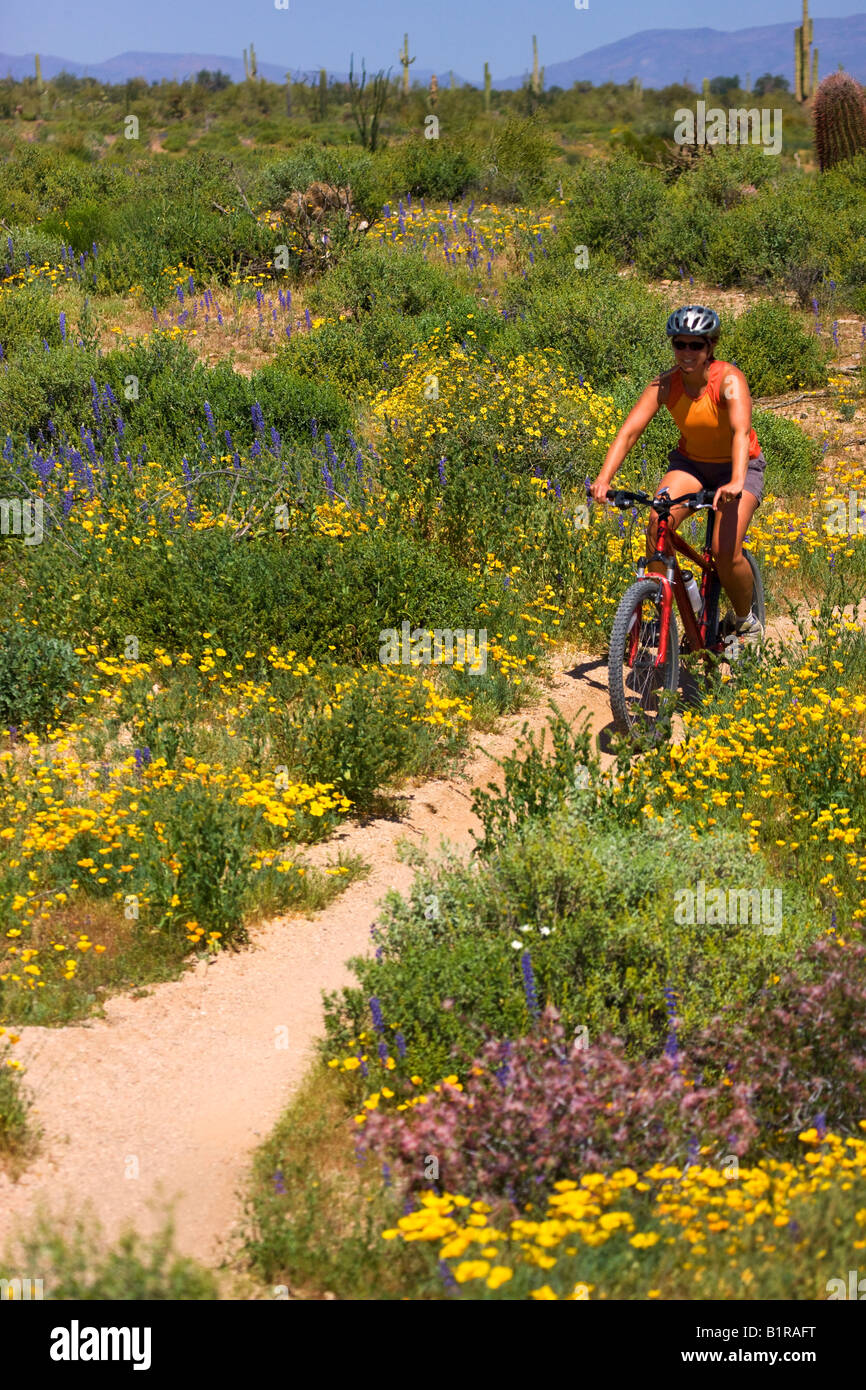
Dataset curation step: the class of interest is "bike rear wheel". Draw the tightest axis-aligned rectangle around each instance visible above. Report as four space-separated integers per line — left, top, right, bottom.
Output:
608 578 680 744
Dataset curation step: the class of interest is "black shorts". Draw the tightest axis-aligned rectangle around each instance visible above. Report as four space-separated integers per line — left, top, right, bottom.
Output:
667 448 766 506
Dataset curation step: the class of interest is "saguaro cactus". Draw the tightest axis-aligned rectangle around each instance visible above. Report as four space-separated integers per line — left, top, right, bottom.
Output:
702 76 710 100
795 0 814 102
399 33 415 96
484 60 491 112
430 72 438 108
531 35 544 95
34 53 42 87
319 67 328 119
813 71 866 170
812 48 819 94
250 43 258 81
243 48 249 82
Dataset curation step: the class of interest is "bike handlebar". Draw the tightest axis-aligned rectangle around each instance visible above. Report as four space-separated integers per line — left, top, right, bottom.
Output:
605 486 717 512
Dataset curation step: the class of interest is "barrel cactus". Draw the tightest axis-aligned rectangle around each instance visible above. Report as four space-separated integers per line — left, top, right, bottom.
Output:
813 72 866 171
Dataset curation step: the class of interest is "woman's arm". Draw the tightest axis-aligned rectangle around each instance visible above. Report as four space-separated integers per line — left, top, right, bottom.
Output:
716 367 752 509
589 377 666 502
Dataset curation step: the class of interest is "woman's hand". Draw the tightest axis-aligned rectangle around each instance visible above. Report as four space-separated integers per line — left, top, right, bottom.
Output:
589 475 613 503
713 480 744 511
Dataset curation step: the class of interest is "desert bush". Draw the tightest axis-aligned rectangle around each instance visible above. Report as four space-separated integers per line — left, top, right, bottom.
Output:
561 152 665 262
0 281 65 357
721 300 829 396
257 142 390 222
751 408 819 494
387 137 481 201
356 1010 758 1208
1 1212 218 1299
498 265 668 387
322 801 817 1083
478 116 557 202
0 624 82 733
1 224 68 274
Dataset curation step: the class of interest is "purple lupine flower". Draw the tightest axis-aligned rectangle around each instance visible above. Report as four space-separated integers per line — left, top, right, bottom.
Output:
370 997 385 1034
520 951 540 1018
382 1163 392 1189
311 418 318 439
59 311 66 342
378 1040 389 1063
270 426 281 455
438 458 446 486
62 488 75 517
394 1031 407 1059
273 1170 286 1194
188 274 194 295
322 463 335 501
115 416 125 440
33 454 54 484
358 1054 368 1079
438 1260 457 1291
203 402 215 434
663 985 679 1058
176 286 184 306
251 401 265 432
814 1112 827 1140
305 308 312 330
133 746 152 771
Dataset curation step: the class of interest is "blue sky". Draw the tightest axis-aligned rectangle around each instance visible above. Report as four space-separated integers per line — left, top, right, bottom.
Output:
3 0 863 76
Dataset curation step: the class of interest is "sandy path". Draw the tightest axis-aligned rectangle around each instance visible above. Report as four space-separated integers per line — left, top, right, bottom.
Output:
0 648 614 1277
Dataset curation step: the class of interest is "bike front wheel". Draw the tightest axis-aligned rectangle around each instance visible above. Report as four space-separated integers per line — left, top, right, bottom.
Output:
608 578 680 744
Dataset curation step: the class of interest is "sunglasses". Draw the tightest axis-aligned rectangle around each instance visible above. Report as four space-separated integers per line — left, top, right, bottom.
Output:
672 338 708 351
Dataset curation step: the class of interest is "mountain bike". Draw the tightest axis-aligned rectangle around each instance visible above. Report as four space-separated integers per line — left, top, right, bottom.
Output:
605 485 765 743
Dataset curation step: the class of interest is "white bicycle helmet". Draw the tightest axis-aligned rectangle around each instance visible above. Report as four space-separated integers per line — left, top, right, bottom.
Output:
665 305 721 341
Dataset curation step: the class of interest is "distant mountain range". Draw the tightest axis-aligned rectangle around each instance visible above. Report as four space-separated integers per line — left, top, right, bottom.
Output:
2 17 865 89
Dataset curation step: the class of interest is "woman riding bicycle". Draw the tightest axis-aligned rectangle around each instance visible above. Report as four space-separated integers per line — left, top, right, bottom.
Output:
589 306 766 646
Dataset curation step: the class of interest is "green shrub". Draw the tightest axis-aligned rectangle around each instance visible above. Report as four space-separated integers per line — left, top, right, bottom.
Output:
0 342 98 441
722 300 829 396
1 223 68 274
257 142 390 222
1 1212 219 1299
499 265 669 387
0 625 81 733
562 152 665 262
479 116 557 202
323 803 817 1083
751 409 819 495
0 281 65 356
387 138 481 200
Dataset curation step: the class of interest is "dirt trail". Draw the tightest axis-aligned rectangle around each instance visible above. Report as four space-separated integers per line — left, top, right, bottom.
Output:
0 648 614 1278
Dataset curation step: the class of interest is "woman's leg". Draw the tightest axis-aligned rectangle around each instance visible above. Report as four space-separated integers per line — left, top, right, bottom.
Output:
645 468 703 573
711 492 761 617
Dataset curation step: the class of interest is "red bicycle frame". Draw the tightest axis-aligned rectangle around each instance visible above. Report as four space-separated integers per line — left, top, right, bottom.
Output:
627 510 716 669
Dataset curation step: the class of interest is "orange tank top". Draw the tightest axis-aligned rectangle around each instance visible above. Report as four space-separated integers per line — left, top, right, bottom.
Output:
666 360 761 464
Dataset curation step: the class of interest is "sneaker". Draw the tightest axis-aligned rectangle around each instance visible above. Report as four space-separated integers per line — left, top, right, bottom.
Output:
734 613 765 646
724 612 765 659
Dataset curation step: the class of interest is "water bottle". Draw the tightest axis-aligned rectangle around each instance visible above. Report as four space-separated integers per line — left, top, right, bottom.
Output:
682 570 702 617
